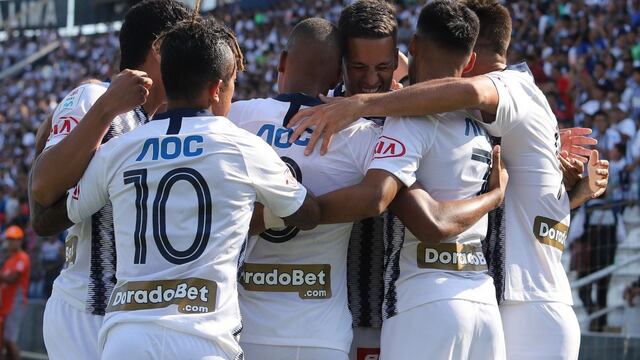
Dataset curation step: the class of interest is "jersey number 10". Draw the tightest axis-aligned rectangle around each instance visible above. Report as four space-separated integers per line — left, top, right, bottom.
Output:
123 167 212 265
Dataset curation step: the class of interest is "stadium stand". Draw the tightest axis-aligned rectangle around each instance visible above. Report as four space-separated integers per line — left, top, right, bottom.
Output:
2 0 640 357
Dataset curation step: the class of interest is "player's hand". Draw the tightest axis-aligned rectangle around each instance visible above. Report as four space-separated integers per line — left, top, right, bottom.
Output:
587 150 609 198
488 145 508 206
391 79 404 91
559 152 584 191
287 94 366 156
560 127 597 163
103 69 153 116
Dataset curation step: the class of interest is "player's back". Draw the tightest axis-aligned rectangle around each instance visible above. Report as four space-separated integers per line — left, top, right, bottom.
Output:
69 108 306 352
370 110 495 318
228 93 380 353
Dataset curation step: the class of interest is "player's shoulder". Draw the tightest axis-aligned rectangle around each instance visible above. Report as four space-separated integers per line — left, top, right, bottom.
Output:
229 97 284 124
340 118 382 138
54 81 109 115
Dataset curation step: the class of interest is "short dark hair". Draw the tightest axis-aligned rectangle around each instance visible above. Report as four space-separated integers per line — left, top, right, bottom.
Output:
464 0 512 57
338 0 397 47
286 18 341 53
159 18 244 101
119 0 191 70
416 0 479 55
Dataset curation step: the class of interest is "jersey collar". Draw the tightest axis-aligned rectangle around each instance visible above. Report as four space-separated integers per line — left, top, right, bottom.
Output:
274 93 323 107
152 107 212 121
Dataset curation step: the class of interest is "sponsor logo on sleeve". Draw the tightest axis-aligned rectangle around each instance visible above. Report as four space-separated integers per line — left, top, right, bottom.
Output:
50 116 79 137
373 136 406 159
71 184 80 200
240 263 331 299
59 87 85 111
533 216 569 252
107 278 217 314
417 243 487 271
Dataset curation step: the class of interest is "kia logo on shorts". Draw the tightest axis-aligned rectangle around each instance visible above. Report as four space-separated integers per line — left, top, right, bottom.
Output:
374 136 406 159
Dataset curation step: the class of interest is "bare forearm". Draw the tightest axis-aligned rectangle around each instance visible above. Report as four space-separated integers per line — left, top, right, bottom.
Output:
569 178 593 209
31 98 115 206
283 193 321 230
318 185 386 224
390 187 502 243
356 77 494 118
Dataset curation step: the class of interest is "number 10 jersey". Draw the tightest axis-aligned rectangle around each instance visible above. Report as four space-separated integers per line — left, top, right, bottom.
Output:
66 108 308 354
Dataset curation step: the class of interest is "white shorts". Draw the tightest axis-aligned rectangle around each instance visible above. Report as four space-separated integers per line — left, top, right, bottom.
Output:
43 292 103 360
349 327 381 360
500 301 580 360
380 299 506 360
102 322 240 360
241 342 349 360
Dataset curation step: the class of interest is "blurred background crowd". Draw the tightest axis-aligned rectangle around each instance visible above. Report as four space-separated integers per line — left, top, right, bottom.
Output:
1 0 640 334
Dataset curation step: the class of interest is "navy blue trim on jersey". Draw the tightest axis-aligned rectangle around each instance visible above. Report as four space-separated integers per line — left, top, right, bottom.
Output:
274 93 322 127
153 108 212 135
331 83 345 98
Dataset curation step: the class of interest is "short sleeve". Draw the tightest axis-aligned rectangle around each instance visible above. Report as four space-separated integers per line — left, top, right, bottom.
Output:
66 145 110 223
46 83 107 150
345 120 382 176
481 72 526 137
239 136 308 217
367 116 435 187
227 101 246 127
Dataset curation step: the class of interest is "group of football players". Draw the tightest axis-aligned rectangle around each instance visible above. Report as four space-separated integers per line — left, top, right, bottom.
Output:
28 0 610 359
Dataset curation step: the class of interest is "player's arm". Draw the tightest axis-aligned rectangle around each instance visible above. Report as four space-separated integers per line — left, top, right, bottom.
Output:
318 169 403 223
287 76 499 155
30 113 74 236
31 70 151 207
243 139 321 232
389 145 507 243
569 150 609 209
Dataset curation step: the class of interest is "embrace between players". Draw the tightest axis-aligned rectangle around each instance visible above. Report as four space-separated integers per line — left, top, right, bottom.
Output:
29 0 609 359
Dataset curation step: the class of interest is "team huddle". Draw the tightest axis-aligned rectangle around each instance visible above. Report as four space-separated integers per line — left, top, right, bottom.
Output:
29 0 610 359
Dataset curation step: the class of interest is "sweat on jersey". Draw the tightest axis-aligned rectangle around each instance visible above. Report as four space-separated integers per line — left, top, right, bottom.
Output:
482 63 572 305
66 108 308 353
368 110 497 319
227 93 381 353
46 82 147 315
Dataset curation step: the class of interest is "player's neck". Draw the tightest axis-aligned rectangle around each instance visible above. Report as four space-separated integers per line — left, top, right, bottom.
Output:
166 98 210 112
474 53 507 74
281 80 325 98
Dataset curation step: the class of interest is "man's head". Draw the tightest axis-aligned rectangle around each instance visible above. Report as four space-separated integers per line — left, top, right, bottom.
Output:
119 0 191 71
463 0 512 75
4 225 23 253
338 0 398 95
159 18 244 116
277 18 342 96
410 0 479 84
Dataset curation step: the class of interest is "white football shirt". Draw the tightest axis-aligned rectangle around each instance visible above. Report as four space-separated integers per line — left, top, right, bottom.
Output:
227 93 381 353
45 82 147 315
66 108 308 353
483 63 572 305
368 110 496 318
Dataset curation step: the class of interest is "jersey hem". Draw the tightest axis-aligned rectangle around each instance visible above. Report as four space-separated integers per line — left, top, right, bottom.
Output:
239 335 351 353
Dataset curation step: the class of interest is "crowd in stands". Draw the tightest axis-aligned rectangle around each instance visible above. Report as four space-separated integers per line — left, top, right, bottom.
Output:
0 0 639 326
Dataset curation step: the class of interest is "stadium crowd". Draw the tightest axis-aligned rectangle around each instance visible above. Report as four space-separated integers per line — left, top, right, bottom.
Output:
0 0 639 326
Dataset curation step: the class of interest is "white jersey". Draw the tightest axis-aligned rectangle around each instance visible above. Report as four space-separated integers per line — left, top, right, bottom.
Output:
228 94 381 353
45 82 147 315
483 63 571 304
368 110 496 318
66 108 307 352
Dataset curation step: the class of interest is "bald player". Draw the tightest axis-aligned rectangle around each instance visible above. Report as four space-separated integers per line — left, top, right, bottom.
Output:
228 18 376 360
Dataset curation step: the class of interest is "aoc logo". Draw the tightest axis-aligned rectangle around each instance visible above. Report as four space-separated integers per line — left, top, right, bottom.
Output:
373 136 406 159
241 263 331 299
533 216 569 252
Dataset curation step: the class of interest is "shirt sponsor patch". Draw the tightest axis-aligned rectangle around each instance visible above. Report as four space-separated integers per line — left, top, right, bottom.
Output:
533 216 569 251
107 278 217 314
240 263 331 299
417 243 487 271
373 136 405 159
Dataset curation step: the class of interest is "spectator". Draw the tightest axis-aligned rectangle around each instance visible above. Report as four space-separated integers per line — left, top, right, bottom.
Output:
0 226 30 360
